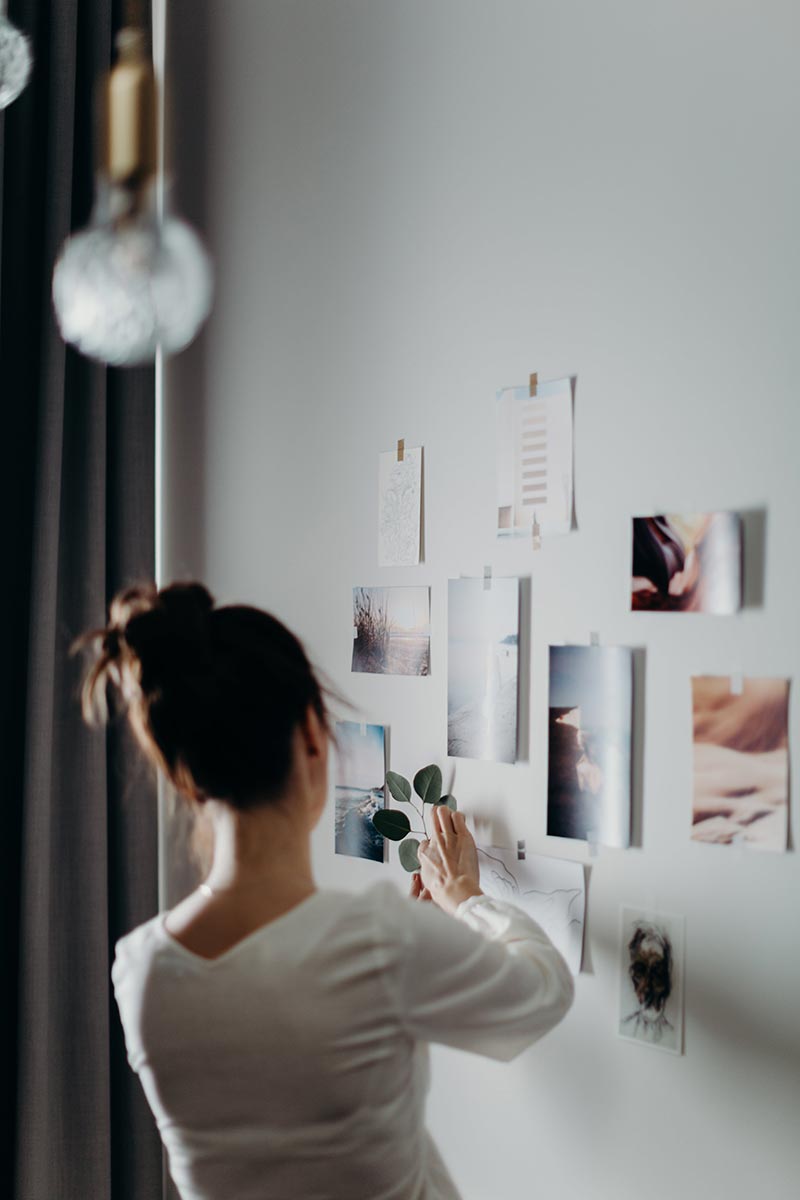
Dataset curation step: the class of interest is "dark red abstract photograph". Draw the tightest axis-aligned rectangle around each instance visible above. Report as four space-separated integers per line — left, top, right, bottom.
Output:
631 513 742 613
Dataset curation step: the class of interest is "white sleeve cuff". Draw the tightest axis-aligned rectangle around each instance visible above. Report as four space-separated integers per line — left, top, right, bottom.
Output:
455 894 523 939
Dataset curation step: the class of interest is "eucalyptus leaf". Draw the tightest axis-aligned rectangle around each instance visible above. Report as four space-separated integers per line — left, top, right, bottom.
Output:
437 794 457 811
372 808 411 841
413 764 442 805
386 771 412 805
398 838 421 872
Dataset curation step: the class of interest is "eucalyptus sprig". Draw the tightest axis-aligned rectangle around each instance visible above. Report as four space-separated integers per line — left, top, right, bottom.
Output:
373 764 457 872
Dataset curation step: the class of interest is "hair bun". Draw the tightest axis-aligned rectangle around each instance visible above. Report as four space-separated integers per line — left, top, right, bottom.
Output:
124 583 215 693
158 582 214 634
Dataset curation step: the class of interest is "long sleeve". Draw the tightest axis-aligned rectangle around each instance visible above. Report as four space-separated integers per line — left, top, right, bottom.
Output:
377 887 575 1063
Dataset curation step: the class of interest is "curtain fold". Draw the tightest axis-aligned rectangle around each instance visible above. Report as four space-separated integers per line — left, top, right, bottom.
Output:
0 2 161 1197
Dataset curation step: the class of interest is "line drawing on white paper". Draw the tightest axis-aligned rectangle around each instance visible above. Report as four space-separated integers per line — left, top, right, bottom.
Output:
496 378 573 539
477 845 585 974
378 447 422 567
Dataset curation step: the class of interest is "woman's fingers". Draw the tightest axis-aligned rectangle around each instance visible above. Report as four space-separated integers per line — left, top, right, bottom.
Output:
411 873 435 903
455 810 471 840
436 803 457 847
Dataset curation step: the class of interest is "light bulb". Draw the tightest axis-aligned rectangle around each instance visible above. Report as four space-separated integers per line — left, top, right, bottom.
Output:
51 26 214 366
53 181 213 366
0 9 33 109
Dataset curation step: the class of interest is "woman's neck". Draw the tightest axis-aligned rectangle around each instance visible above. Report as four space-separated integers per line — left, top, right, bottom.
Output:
164 795 318 956
203 796 315 894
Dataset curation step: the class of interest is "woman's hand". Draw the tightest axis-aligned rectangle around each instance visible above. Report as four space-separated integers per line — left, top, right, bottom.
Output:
418 806 483 915
409 873 432 902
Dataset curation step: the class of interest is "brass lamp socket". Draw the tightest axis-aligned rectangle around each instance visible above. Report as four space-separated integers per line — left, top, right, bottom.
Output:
102 27 156 196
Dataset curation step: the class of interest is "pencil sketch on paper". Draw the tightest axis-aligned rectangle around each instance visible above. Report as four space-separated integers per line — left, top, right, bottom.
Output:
496 377 573 540
477 845 585 974
378 446 422 567
619 907 684 1055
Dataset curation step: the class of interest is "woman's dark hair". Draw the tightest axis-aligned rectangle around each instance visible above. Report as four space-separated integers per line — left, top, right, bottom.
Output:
77 581 329 809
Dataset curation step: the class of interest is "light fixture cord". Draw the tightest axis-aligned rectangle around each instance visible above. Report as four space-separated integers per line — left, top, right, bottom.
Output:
124 0 145 29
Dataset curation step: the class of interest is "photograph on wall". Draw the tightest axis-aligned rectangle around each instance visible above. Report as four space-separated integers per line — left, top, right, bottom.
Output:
547 645 633 847
631 512 742 613
447 577 519 764
334 721 388 862
496 376 573 539
351 586 430 676
378 445 423 567
691 676 790 851
478 846 585 974
619 907 685 1055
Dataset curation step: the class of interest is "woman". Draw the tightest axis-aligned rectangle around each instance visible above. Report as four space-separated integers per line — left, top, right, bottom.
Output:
81 581 574 1200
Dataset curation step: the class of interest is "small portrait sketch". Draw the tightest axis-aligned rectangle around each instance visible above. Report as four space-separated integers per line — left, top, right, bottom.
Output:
618 907 684 1055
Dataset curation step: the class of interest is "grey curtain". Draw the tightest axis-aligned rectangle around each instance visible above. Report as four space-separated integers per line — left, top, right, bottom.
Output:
0 2 161 1197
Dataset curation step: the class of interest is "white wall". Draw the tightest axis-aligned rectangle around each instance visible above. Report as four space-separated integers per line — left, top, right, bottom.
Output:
163 3 800 1197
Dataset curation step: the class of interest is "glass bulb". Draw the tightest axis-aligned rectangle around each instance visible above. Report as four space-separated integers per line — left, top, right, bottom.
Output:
52 181 213 367
0 12 33 109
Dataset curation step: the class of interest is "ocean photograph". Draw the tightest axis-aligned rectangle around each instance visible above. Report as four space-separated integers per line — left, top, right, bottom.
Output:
447 577 519 764
334 721 387 862
547 645 633 848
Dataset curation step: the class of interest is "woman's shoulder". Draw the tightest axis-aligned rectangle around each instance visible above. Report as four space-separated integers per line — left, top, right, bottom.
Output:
112 913 167 977
346 880 462 957
112 884 403 965
111 882 438 986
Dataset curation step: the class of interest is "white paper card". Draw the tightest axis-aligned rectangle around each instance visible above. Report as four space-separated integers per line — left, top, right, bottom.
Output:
477 845 585 974
618 907 685 1054
448 577 520 764
496 378 573 538
378 446 422 566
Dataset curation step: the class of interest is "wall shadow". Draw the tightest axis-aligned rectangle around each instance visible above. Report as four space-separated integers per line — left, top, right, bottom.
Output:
516 576 532 763
741 507 767 609
162 0 214 584
630 647 647 848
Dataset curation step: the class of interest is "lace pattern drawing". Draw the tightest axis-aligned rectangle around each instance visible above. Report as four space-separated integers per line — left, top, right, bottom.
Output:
378 447 422 567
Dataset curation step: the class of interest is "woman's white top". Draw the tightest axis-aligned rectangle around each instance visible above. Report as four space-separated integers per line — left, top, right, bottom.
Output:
112 882 574 1200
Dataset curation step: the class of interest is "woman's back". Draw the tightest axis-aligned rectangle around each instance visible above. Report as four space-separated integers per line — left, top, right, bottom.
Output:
81 584 573 1199
113 881 573 1200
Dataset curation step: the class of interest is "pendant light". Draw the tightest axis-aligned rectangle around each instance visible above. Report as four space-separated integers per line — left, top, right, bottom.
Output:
0 1 32 109
52 19 213 367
